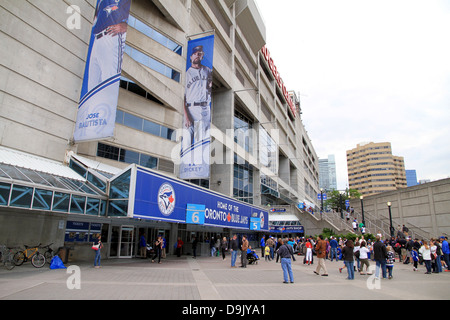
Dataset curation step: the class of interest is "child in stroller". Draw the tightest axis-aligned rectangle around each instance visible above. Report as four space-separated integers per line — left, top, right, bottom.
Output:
247 247 260 265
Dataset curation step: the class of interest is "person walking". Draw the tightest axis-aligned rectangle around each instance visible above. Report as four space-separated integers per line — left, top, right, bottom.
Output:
386 245 395 279
277 238 295 284
358 241 371 275
373 235 388 279
139 233 147 259
419 240 432 274
329 236 339 262
240 235 249 268
93 233 102 268
229 234 239 267
305 239 313 265
192 236 198 259
220 237 228 260
341 239 355 280
152 236 163 264
260 236 265 259
314 235 328 276
176 237 183 257
441 236 450 272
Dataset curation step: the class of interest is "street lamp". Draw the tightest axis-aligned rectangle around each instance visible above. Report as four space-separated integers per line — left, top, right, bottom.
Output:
320 188 324 214
339 191 344 219
387 202 394 238
360 196 365 227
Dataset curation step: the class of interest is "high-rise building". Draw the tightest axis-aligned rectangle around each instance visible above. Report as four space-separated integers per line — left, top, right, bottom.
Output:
406 170 419 187
347 142 407 196
319 155 337 191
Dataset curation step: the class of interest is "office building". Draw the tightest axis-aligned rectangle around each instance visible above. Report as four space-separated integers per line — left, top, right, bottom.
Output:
0 0 319 260
319 155 337 191
406 170 418 187
347 142 407 196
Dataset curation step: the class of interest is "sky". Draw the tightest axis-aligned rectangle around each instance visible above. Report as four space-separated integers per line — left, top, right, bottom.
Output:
255 0 450 190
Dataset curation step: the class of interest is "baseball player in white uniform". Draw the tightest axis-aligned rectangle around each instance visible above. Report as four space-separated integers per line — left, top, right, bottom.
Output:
181 45 213 168
87 0 130 93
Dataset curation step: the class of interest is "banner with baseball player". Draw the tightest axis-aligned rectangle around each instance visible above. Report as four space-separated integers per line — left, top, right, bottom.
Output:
73 0 131 142
180 35 215 180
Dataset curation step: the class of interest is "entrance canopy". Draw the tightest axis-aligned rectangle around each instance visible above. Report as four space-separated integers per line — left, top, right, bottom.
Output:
130 166 269 232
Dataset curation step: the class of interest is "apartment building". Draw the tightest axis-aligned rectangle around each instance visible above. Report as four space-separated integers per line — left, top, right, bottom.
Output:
347 142 407 196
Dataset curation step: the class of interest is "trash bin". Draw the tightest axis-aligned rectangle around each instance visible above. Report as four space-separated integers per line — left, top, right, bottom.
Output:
58 247 70 264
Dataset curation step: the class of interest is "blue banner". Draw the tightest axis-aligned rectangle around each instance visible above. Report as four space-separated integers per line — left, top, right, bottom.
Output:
180 35 215 179
73 0 131 142
133 167 269 231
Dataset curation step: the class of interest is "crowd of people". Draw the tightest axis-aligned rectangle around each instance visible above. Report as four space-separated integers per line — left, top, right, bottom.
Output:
132 230 449 284
258 232 450 282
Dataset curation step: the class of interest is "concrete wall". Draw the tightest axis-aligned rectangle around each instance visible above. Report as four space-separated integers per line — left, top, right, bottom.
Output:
349 178 450 238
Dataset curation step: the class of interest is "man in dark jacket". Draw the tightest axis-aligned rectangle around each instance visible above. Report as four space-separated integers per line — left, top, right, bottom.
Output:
229 234 239 268
373 236 387 279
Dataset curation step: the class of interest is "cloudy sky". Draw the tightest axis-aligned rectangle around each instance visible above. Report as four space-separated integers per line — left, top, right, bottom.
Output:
255 0 450 189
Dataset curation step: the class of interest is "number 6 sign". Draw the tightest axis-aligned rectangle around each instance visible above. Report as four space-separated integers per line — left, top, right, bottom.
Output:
186 204 205 225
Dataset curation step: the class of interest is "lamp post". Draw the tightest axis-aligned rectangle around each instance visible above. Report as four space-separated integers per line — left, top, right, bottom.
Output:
387 202 394 237
360 196 365 227
320 188 324 214
339 191 344 219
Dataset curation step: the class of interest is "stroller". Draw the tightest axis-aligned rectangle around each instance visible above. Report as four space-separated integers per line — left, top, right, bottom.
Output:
247 249 260 265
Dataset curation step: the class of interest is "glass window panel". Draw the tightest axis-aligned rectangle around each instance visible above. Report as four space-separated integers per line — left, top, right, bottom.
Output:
108 200 128 217
100 200 107 216
110 169 131 199
53 192 70 212
0 182 11 205
143 120 161 136
86 198 100 216
87 172 107 193
120 149 140 165
139 154 158 169
70 195 86 214
97 143 120 161
69 160 87 179
10 185 33 208
115 109 124 124
33 188 53 210
123 112 143 131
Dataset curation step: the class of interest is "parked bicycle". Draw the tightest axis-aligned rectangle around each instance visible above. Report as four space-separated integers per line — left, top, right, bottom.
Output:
0 245 15 270
13 244 46 268
41 243 57 265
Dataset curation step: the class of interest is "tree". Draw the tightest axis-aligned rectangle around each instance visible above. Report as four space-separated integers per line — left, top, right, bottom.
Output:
324 188 361 212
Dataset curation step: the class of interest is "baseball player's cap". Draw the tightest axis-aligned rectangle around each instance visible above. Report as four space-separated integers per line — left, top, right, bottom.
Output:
192 46 204 54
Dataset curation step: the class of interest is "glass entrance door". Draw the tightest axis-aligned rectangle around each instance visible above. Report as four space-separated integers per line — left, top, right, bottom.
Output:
110 225 135 258
120 226 134 258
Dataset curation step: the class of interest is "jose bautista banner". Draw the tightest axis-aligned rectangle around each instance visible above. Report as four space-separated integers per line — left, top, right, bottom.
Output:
133 167 268 231
73 0 131 142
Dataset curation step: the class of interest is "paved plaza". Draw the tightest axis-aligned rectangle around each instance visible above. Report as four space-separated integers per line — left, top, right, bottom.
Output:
0 253 448 302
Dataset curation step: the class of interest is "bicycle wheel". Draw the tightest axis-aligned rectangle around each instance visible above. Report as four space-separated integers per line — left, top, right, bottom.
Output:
4 253 15 270
44 251 54 264
31 253 46 268
13 251 25 266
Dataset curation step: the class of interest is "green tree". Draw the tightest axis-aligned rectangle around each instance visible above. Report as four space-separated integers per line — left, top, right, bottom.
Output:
324 188 361 211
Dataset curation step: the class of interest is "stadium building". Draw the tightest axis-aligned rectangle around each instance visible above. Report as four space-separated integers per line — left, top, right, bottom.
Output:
0 0 319 261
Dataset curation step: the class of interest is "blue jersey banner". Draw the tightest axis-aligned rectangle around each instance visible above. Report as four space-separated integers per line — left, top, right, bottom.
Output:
180 35 215 180
73 0 131 142
133 167 269 231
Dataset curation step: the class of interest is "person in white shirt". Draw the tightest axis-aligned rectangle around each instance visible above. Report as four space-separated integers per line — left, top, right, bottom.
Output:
358 241 371 275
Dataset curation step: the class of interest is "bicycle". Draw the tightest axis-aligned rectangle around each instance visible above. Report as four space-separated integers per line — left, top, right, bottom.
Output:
41 243 56 265
0 245 15 270
13 244 46 268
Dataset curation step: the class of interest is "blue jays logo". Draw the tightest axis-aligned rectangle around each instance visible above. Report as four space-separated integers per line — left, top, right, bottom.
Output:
104 1 121 17
158 183 175 216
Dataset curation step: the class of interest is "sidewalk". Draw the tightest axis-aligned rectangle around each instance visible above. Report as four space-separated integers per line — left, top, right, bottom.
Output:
0 254 448 300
